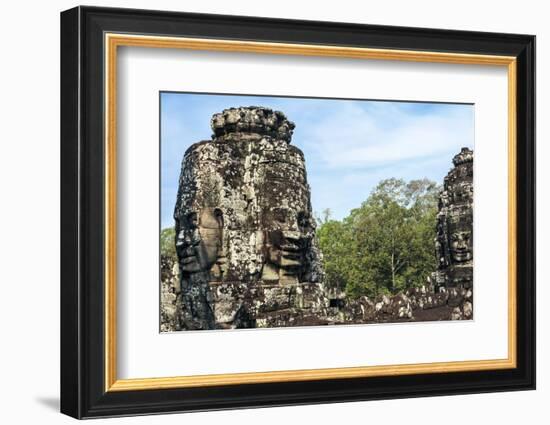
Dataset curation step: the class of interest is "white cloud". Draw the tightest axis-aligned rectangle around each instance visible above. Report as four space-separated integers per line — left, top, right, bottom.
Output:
299 102 473 169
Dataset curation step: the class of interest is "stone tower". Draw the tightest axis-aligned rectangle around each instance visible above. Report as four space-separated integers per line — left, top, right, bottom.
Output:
433 147 474 290
174 107 327 330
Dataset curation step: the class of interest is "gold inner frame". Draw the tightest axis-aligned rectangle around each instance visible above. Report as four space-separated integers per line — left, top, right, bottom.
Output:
104 33 517 392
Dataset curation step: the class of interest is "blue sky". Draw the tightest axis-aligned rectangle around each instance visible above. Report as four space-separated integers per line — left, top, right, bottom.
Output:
160 92 474 229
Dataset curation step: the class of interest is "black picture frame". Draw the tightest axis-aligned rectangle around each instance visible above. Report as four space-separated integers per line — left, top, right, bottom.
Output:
61 5 535 419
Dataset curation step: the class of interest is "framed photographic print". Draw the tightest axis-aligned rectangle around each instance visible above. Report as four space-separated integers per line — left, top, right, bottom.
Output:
60 6 535 419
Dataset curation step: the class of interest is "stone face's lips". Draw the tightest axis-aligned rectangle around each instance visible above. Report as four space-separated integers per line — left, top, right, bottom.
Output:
279 244 302 253
451 250 471 261
181 254 197 263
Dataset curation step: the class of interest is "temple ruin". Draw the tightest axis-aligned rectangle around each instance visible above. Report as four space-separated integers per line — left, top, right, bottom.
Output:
160 107 475 331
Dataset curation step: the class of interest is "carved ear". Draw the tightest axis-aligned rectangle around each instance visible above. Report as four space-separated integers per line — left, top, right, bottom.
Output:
213 208 224 256
297 211 309 229
213 208 223 229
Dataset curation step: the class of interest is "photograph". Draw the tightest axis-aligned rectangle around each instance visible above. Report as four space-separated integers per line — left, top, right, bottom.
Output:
159 93 474 331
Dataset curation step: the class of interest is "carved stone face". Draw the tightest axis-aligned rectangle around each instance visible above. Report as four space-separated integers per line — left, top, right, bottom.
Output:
176 208 223 274
448 225 472 263
263 208 312 279
434 148 474 290
259 154 313 283
175 107 320 289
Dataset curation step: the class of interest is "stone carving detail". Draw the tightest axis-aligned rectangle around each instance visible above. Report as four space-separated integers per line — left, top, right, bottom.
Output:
433 147 474 304
174 107 326 330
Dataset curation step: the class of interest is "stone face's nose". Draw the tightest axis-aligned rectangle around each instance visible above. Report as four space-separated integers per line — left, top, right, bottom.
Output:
176 229 198 248
281 230 305 244
175 230 186 247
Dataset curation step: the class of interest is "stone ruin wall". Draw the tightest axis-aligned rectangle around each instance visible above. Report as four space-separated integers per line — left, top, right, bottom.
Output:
160 107 474 331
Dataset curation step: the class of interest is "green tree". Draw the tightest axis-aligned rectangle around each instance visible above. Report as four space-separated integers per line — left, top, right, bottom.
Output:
317 218 353 292
160 227 176 259
317 178 440 298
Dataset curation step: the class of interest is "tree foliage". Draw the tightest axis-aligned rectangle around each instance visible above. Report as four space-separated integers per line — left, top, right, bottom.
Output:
317 178 440 298
160 226 176 259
